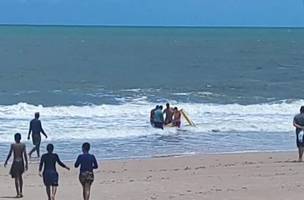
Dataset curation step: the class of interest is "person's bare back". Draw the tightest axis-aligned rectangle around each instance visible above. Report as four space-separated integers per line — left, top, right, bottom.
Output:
12 143 26 162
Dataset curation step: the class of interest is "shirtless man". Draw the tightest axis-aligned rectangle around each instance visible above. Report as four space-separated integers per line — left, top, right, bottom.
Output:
163 103 174 125
28 112 48 158
4 133 28 198
172 107 182 128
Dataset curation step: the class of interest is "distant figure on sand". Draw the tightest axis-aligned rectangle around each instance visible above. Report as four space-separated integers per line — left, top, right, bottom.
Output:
150 105 159 127
172 107 182 128
153 105 164 129
163 103 174 125
4 133 28 198
39 144 70 200
293 106 304 162
28 112 48 158
75 143 98 200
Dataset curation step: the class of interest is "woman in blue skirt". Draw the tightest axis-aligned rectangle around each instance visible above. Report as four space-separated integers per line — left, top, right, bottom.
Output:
39 144 70 200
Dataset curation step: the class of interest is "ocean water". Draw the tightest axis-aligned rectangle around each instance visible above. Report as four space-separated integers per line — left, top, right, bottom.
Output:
0 26 303 161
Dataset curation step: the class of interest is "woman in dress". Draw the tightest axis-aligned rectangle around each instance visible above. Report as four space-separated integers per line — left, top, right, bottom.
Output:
39 144 70 200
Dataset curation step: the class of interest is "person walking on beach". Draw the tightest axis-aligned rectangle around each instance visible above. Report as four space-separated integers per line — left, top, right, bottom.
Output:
28 112 48 158
163 103 174 125
75 143 98 200
39 144 70 200
4 133 28 198
293 106 304 162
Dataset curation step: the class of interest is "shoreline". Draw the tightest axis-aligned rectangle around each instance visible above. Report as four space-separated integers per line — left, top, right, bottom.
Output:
1 151 303 200
0 148 297 164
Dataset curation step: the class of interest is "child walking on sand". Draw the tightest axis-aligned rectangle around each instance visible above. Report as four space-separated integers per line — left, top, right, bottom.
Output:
4 133 28 198
39 144 70 200
75 142 98 200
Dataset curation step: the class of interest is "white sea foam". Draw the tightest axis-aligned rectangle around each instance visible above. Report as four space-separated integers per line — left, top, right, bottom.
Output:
0 100 301 142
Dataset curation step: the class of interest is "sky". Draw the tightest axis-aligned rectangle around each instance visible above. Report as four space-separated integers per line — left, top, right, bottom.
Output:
0 0 304 27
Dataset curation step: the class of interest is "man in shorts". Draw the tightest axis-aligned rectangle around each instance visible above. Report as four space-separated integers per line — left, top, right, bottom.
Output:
28 112 48 158
293 106 304 162
4 133 28 198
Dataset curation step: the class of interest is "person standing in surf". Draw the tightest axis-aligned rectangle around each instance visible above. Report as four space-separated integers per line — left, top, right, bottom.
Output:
75 142 98 200
172 107 182 128
163 103 174 125
4 133 28 198
153 105 164 129
293 106 304 162
150 105 159 127
39 144 70 200
28 112 48 158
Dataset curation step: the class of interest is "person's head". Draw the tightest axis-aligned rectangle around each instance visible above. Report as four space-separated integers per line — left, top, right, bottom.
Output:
166 103 170 108
35 112 40 119
300 106 304 113
82 142 90 153
159 105 163 110
174 107 178 111
47 144 54 153
14 133 21 143
155 105 159 109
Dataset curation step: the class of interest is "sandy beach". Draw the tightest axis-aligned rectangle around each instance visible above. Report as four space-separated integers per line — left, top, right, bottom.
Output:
0 151 303 200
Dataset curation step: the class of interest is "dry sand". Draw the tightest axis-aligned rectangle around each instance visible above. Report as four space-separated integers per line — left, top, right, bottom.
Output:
0 152 303 200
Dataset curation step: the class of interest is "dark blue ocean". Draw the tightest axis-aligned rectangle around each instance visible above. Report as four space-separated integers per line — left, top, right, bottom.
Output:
0 26 303 161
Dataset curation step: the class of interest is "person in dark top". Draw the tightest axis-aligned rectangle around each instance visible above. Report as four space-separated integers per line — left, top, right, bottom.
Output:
4 133 28 198
293 106 304 162
75 142 98 200
150 105 159 127
28 112 48 158
39 144 70 200
153 105 164 129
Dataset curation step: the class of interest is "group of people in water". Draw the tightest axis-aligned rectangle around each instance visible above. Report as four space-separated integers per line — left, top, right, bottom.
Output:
4 112 98 200
150 103 182 129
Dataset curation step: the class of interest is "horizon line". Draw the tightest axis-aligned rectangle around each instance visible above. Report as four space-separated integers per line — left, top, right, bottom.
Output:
0 23 304 29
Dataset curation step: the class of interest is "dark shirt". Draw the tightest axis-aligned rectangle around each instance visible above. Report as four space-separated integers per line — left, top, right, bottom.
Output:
74 153 98 173
39 153 66 172
30 118 45 135
294 113 304 134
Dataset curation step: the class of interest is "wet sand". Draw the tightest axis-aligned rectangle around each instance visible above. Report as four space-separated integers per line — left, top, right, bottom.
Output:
0 151 303 200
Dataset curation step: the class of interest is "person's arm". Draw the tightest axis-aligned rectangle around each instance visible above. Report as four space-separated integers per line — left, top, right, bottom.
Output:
92 155 98 169
74 155 81 168
39 155 44 176
28 121 32 140
23 145 28 171
4 144 13 167
293 121 304 129
56 154 70 170
160 113 164 123
39 121 48 138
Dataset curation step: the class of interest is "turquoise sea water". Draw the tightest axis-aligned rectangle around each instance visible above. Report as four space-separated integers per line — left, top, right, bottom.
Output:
0 26 303 161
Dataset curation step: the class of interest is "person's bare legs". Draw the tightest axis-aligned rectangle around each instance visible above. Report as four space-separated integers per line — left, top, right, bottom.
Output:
14 177 20 197
36 143 41 158
19 175 23 197
28 146 37 158
299 147 304 162
84 183 91 200
51 186 57 200
46 186 51 200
